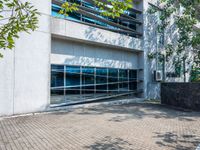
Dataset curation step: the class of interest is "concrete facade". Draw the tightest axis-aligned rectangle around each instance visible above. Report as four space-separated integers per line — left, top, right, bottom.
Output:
51 38 140 69
0 0 191 116
0 0 51 116
143 0 194 99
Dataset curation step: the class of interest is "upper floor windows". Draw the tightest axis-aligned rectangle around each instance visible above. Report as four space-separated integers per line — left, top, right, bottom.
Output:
52 0 143 38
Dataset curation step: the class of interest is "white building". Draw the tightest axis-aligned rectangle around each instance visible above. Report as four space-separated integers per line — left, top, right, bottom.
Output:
0 0 190 116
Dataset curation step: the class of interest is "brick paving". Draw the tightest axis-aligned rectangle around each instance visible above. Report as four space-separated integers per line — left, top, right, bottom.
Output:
0 103 200 150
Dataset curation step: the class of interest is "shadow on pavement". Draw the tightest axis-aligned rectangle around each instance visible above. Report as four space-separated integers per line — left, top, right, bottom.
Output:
54 103 200 122
153 131 200 150
84 136 134 150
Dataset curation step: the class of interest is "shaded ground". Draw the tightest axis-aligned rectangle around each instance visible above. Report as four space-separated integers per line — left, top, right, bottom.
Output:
0 103 200 150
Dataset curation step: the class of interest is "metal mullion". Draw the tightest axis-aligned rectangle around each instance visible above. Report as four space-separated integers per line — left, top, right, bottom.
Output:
107 68 109 95
51 64 141 72
137 69 139 91
80 66 83 101
136 69 139 97
118 69 120 93
128 70 130 92
80 0 83 21
94 67 96 98
64 65 66 103
51 80 133 90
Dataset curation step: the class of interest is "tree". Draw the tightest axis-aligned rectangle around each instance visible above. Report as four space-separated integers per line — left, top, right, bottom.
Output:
59 0 133 18
0 0 39 58
148 0 200 82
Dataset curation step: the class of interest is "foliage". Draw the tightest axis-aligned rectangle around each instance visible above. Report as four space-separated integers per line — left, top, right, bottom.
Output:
0 0 39 58
191 60 200 82
59 0 133 18
191 68 200 82
148 0 200 81
59 2 79 16
93 0 133 18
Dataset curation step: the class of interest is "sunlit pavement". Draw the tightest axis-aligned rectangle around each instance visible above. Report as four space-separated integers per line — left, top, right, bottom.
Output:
0 103 200 150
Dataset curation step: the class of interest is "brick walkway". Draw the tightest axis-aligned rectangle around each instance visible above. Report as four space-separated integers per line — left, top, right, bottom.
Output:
0 103 200 150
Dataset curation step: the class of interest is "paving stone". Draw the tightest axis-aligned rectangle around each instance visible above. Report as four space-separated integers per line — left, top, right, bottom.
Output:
0 103 200 150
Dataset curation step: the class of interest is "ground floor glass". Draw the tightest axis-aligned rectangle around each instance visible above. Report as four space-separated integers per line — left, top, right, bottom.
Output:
51 65 139 105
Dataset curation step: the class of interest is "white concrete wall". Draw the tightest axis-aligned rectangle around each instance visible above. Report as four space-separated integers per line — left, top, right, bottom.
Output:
143 0 161 99
51 38 139 69
0 50 15 116
0 0 51 116
51 17 143 52
143 0 194 100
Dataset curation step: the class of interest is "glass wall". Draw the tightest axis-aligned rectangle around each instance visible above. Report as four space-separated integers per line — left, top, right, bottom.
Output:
65 66 81 103
51 65 140 105
51 65 65 104
82 67 95 99
96 68 108 97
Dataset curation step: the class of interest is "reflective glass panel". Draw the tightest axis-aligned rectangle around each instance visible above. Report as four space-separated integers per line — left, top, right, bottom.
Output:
82 67 95 99
129 70 137 91
96 68 108 97
108 69 118 95
51 65 65 104
65 66 81 102
51 65 139 104
119 69 128 93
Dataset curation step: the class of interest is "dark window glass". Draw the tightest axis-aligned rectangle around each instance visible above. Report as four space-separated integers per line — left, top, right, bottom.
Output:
129 82 137 91
68 12 81 21
68 0 81 5
129 70 137 79
51 1 142 38
51 65 139 104
108 69 118 93
129 70 137 91
51 65 65 104
129 23 137 30
129 13 137 18
82 67 95 95
96 68 107 95
51 65 64 87
119 69 128 92
65 66 80 95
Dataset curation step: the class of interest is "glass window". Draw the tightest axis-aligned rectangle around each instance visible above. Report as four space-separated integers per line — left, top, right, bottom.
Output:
129 82 137 91
51 1 142 38
51 65 64 87
51 65 65 104
108 69 118 95
129 69 137 79
129 70 137 91
119 69 128 92
96 68 108 97
65 66 81 102
82 67 95 99
51 65 139 104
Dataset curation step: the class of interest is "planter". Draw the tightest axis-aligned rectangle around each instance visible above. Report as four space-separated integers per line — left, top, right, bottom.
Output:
161 83 200 111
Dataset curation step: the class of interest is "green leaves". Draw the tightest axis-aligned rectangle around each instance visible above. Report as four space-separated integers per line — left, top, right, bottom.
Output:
93 0 133 18
0 0 39 57
59 0 133 19
59 2 79 16
147 0 200 64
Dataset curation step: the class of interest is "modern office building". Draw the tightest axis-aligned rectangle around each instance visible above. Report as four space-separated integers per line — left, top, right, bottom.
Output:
0 0 191 116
